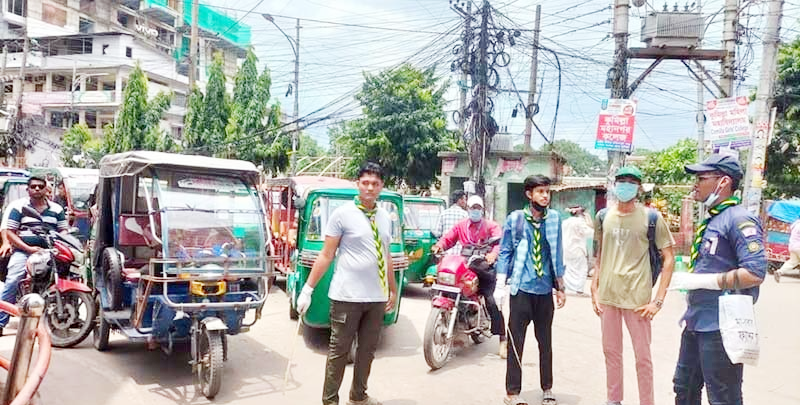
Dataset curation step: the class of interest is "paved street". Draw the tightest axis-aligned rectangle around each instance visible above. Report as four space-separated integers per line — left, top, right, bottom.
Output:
2 275 799 405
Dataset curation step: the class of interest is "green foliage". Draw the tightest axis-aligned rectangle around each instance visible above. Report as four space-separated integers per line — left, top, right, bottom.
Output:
105 63 173 153
62 124 94 168
766 38 800 198
223 49 286 172
639 138 697 185
540 140 604 176
330 64 456 187
184 53 230 155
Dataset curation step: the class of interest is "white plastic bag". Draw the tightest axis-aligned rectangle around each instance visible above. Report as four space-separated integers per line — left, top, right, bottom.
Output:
718 293 760 366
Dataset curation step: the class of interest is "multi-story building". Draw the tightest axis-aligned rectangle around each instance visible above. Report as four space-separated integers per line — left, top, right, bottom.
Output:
0 0 250 166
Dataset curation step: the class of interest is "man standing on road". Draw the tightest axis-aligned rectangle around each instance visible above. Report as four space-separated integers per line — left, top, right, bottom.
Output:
562 205 593 295
432 190 468 254
296 162 398 405
0 176 69 336
496 174 566 405
430 195 506 355
670 154 766 405
591 166 675 405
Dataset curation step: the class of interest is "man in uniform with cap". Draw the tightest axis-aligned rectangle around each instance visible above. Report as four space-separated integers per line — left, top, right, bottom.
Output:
591 166 674 405
670 154 766 405
431 195 506 355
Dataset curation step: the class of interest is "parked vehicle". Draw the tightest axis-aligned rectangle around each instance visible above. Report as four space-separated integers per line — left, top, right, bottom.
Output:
17 206 94 348
403 196 446 286
91 152 272 399
264 176 408 328
423 237 500 370
765 200 800 273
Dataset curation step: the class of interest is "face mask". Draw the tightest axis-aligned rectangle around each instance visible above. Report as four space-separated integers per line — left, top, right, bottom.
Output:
613 182 639 203
703 178 724 207
468 209 483 222
531 202 548 212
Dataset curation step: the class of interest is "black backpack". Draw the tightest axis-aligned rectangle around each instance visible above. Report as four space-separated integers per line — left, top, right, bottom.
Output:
597 207 663 286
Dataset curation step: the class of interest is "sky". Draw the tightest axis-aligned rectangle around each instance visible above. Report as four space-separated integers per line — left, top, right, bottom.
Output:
203 0 800 157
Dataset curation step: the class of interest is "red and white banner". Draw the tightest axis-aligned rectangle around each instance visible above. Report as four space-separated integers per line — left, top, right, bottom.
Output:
595 99 636 152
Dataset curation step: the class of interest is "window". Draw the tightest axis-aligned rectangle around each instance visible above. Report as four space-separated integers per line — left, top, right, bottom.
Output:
52 74 68 91
43 4 67 27
86 76 99 91
117 12 129 27
64 38 92 55
49 111 78 128
85 110 97 129
102 81 115 91
79 17 94 34
7 0 26 16
173 93 186 107
125 47 133 58
35 83 43 92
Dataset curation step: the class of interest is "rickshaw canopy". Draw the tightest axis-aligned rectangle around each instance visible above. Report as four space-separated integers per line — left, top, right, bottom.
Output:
99 151 260 178
767 200 800 224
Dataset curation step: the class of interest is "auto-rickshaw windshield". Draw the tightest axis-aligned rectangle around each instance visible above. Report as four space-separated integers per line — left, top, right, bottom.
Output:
64 176 98 210
154 172 266 269
404 202 443 231
307 196 402 243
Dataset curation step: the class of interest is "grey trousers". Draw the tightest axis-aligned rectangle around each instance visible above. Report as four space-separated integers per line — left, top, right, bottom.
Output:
322 300 384 405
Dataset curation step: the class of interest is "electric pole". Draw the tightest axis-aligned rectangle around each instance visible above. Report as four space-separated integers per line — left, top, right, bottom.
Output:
719 0 739 97
473 0 490 195
742 0 784 214
290 18 301 176
188 0 199 89
523 4 541 152
458 1 472 134
11 33 28 167
606 0 630 205
1 45 7 109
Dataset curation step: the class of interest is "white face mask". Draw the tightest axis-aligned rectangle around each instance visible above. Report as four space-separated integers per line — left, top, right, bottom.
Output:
703 178 724 207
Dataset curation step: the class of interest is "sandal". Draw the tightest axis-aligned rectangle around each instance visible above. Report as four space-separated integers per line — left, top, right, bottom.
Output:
541 390 557 405
504 394 528 405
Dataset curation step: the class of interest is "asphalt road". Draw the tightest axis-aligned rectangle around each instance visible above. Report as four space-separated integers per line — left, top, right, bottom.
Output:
2 275 799 405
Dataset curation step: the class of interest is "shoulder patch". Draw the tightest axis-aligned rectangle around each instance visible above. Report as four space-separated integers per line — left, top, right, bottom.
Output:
737 221 756 230
737 221 758 237
747 241 761 253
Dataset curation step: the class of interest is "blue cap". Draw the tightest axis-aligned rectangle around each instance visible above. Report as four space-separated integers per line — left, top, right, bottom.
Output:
684 154 743 180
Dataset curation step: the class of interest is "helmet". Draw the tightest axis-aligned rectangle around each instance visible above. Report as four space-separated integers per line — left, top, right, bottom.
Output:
26 250 51 278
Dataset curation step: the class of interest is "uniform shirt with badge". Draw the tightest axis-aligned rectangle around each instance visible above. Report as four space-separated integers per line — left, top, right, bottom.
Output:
684 205 767 332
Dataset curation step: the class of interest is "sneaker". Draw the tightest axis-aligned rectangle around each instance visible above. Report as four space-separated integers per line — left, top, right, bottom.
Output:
503 394 528 405
603 402 622 405
499 340 508 359
346 396 381 405
774 270 781 283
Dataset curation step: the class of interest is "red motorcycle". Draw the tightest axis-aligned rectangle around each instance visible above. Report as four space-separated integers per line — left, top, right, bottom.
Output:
423 237 500 370
18 206 95 348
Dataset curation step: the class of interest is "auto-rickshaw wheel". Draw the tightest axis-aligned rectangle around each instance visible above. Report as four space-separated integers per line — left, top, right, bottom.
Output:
93 295 110 351
101 248 123 310
197 327 224 399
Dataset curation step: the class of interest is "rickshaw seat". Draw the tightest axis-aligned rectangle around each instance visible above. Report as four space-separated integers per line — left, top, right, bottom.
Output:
122 267 141 282
119 215 153 246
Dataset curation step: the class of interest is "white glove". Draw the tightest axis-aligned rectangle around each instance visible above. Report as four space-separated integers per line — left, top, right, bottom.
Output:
669 272 720 291
296 284 314 315
493 274 508 309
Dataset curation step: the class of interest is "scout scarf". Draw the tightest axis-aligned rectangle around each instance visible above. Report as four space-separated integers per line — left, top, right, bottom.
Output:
689 197 740 271
355 197 388 295
523 206 548 277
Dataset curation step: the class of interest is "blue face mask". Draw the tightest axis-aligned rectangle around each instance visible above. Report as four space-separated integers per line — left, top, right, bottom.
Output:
468 209 483 222
613 182 639 202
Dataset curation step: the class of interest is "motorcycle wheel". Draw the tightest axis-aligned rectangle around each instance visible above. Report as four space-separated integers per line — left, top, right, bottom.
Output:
93 295 110 351
45 290 97 348
422 307 452 370
197 327 224 399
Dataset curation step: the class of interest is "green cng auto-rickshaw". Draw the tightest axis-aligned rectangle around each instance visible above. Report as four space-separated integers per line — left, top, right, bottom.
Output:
403 196 446 286
264 176 408 329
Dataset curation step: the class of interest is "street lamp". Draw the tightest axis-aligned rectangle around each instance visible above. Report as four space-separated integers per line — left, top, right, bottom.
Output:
262 13 300 176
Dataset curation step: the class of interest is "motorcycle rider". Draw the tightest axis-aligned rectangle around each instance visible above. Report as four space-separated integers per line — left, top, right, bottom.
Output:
0 176 69 336
430 195 507 356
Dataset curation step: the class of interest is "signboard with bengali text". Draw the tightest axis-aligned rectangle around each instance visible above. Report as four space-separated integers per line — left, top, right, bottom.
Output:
594 99 636 152
706 96 751 149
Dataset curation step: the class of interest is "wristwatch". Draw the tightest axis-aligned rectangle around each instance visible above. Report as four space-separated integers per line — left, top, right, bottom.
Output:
653 299 664 309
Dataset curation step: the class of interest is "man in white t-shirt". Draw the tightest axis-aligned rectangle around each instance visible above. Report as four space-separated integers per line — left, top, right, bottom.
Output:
296 162 398 405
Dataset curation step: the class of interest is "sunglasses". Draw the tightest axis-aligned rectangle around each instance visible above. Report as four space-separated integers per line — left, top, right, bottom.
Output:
28 184 46 190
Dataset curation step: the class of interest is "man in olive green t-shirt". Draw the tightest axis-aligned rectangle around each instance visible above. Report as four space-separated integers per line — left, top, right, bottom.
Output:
591 166 675 405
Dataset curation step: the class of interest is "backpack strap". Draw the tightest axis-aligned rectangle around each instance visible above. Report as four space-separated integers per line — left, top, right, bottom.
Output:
513 210 525 249
647 208 658 242
597 208 608 241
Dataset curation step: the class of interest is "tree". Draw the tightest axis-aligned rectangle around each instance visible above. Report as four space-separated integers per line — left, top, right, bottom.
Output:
223 49 286 172
766 37 800 198
184 52 230 155
331 64 456 187
105 62 173 153
61 124 104 168
640 138 697 185
540 140 604 176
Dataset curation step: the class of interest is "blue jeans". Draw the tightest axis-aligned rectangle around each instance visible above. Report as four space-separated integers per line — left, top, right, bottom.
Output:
673 328 744 405
0 252 30 328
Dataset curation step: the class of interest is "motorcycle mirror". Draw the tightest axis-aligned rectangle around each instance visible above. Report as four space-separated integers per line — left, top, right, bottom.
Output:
293 196 306 210
21 206 43 222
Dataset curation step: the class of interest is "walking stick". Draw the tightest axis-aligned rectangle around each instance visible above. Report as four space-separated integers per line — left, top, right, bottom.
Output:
283 318 303 394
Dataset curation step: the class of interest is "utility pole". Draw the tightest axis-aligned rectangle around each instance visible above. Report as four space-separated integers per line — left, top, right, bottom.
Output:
11 33 28 167
473 0 490 195
719 0 738 97
70 60 77 126
742 0 784 214
188 0 199 89
523 4 541 152
458 1 472 134
290 18 300 176
1 45 7 109
606 0 630 205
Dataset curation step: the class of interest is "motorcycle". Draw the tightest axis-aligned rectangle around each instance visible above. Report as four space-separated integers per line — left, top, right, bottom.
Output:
423 236 500 370
18 206 95 348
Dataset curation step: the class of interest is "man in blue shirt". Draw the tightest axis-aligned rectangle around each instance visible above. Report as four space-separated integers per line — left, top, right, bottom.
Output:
495 175 566 405
0 176 69 336
670 154 766 405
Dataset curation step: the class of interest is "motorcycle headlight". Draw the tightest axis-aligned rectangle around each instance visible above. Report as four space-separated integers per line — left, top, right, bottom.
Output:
26 251 51 277
437 272 456 285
